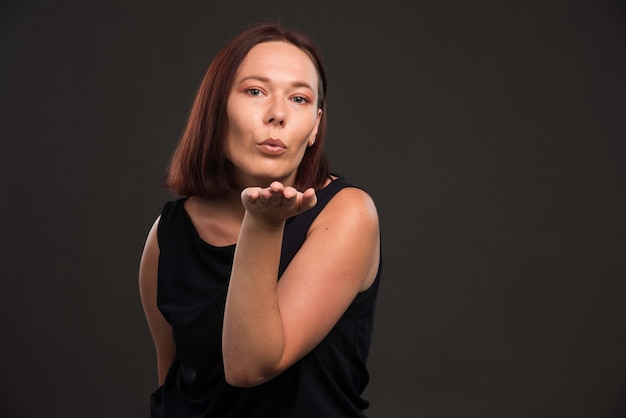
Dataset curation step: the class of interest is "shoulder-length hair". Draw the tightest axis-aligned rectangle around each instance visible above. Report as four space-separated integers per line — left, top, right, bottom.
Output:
165 21 330 198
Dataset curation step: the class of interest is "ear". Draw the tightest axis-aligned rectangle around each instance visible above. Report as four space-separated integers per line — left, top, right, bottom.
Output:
309 109 322 147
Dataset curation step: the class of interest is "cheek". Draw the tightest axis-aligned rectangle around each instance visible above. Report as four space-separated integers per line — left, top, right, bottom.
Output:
227 106 259 138
223 117 250 160
222 136 233 161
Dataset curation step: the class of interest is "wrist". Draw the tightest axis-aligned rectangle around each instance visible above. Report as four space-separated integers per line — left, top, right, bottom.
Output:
242 211 286 233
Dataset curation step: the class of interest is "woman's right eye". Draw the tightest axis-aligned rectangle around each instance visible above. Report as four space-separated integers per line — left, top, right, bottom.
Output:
246 88 262 96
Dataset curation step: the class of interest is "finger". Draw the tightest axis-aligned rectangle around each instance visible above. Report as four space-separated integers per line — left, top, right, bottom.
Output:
241 187 262 203
282 186 298 200
300 188 317 210
260 186 279 202
269 181 283 192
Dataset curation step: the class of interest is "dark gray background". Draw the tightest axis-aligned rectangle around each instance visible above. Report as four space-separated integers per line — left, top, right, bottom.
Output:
1 1 625 417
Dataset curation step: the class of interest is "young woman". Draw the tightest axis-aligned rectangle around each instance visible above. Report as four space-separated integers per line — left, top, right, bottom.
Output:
139 21 382 417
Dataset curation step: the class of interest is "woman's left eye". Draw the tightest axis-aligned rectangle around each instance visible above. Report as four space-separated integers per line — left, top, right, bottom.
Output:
292 96 310 104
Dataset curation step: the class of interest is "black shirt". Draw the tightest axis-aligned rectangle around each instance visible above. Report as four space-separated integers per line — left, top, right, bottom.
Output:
151 177 381 417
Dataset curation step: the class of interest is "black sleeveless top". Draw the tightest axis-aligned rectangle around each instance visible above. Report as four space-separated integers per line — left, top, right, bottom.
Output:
151 178 381 417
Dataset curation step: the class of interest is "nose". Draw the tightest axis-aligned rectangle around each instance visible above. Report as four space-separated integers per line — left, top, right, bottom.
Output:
266 97 286 126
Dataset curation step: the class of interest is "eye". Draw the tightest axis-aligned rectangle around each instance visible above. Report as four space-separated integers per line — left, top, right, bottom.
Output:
292 96 310 104
246 88 263 97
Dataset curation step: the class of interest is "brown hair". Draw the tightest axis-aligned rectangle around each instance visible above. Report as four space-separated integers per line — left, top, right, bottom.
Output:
165 21 330 197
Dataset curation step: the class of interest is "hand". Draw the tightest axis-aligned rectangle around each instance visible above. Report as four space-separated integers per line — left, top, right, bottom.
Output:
240 181 317 227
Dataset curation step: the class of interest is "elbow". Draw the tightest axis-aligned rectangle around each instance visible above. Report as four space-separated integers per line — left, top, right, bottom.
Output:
223 364 272 388
222 339 284 387
224 370 258 388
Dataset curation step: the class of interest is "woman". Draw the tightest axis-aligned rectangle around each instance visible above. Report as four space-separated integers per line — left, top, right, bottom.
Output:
139 21 382 417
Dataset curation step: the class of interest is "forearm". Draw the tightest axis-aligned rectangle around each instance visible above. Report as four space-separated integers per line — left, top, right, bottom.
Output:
222 212 287 386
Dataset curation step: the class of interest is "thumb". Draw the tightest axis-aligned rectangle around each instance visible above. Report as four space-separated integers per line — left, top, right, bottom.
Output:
300 188 317 211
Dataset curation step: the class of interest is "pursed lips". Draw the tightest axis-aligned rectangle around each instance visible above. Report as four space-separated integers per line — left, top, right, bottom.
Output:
258 138 287 155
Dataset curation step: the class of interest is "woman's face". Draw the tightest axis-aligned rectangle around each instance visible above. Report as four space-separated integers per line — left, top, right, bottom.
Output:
224 41 322 189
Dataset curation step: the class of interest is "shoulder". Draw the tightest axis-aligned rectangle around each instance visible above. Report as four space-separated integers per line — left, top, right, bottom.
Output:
144 214 162 252
304 181 380 291
312 183 379 235
161 197 187 219
326 178 378 216
156 197 189 241
330 186 377 215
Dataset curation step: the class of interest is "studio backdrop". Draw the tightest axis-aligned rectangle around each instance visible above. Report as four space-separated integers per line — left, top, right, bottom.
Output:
1 1 625 417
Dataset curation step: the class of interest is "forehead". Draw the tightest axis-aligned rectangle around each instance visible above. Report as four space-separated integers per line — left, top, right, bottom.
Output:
235 41 319 86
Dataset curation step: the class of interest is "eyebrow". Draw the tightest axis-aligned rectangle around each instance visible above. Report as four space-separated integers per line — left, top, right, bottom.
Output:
236 75 315 92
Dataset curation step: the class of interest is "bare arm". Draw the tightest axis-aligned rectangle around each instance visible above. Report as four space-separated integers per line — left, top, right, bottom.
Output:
222 182 380 387
139 216 176 386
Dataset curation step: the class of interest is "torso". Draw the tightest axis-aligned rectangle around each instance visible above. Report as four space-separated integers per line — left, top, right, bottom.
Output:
152 176 381 417
182 177 376 292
